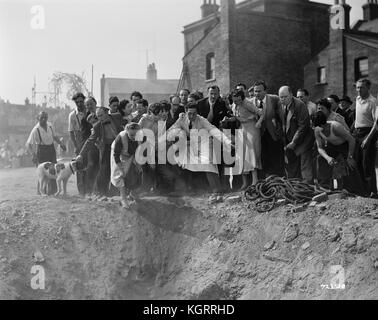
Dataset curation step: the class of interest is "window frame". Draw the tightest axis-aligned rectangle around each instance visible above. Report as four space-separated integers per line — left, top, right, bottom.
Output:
317 66 327 85
355 57 369 82
206 52 215 81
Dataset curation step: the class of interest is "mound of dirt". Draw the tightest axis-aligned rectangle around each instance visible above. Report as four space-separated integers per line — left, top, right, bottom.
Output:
0 187 377 299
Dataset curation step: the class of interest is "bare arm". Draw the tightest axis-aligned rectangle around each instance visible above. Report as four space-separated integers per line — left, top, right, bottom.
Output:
315 127 332 162
333 125 354 156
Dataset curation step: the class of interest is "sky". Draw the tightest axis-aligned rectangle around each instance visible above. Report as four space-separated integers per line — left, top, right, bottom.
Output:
0 0 366 106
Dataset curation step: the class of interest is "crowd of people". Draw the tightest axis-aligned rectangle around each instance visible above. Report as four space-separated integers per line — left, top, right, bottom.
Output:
26 78 378 208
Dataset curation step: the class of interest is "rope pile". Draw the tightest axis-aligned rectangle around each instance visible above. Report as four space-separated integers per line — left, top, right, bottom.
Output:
244 175 338 213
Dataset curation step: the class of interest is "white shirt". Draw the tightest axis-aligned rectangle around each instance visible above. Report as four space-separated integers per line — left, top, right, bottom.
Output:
256 96 266 108
26 122 55 146
307 101 317 116
68 109 85 132
355 95 378 128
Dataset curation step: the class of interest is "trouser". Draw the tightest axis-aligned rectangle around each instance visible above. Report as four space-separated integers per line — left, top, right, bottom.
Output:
96 144 112 197
76 140 87 196
156 164 186 192
317 142 366 195
85 144 99 195
285 148 313 184
123 162 142 191
206 172 222 193
353 127 377 194
37 144 57 195
141 164 156 191
261 132 285 178
183 170 221 193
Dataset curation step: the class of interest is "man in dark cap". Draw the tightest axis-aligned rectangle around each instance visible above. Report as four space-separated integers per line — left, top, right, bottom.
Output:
339 96 355 129
109 96 120 114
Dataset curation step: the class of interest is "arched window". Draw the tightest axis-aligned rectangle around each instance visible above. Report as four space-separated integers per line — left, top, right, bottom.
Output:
206 53 215 80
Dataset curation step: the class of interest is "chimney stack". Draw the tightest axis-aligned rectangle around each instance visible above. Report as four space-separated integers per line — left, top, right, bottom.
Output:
330 0 351 34
201 0 220 19
363 0 378 21
147 63 157 81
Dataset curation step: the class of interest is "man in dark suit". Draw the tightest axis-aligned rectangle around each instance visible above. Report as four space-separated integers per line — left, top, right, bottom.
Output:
251 80 285 177
166 95 185 130
278 86 314 183
77 107 123 197
197 85 232 128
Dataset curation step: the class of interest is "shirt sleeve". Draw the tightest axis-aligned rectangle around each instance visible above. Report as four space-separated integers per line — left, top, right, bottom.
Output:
68 112 76 132
372 100 378 124
26 126 38 146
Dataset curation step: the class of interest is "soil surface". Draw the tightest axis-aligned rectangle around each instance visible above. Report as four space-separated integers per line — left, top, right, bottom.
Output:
0 167 377 300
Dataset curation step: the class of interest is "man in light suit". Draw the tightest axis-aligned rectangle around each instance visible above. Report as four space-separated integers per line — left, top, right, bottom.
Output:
251 80 285 177
278 86 315 183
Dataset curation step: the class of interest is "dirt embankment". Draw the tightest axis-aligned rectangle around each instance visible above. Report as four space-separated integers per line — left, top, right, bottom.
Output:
0 189 377 300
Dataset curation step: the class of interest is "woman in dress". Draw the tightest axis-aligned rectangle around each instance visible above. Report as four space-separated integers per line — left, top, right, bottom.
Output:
224 89 263 190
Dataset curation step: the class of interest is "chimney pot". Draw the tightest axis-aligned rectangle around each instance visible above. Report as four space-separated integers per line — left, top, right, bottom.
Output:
363 0 378 21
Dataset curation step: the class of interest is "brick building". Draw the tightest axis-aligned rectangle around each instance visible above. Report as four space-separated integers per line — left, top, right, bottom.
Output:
101 63 179 106
179 0 330 95
305 0 378 101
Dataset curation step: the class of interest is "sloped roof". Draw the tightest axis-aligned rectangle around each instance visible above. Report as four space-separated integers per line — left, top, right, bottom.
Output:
104 78 179 95
355 19 378 33
345 33 378 50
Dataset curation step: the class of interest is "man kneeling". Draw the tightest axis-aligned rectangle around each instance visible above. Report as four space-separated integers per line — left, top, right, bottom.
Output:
314 111 365 196
110 123 142 208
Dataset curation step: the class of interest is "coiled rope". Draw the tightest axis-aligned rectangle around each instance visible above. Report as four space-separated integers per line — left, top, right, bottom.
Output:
244 175 345 213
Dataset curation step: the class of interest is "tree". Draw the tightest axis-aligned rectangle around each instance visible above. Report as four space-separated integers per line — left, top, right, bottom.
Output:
49 71 90 107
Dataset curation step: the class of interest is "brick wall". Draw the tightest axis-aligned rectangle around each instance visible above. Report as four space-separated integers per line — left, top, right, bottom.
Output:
182 25 231 94
231 11 312 95
304 47 329 101
345 38 378 98
305 36 378 102
182 0 329 96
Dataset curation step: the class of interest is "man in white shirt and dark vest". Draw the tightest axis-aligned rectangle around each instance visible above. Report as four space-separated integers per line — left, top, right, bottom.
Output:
26 111 66 195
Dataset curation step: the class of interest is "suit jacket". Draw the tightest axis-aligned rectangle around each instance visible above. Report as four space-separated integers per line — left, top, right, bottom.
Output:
251 94 283 141
197 97 232 128
166 105 185 130
279 97 314 156
80 113 123 162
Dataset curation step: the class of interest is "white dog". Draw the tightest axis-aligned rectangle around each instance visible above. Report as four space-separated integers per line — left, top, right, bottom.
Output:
37 160 83 196
37 162 57 195
54 160 83 196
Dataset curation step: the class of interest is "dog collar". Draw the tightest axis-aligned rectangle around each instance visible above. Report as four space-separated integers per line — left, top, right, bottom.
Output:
69 163 75 174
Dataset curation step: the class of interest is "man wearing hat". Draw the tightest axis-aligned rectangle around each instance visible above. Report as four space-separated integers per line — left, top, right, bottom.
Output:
339 96 355 129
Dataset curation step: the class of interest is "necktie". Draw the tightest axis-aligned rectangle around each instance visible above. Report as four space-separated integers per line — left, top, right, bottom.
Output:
207 102 214 123
187 121 192 141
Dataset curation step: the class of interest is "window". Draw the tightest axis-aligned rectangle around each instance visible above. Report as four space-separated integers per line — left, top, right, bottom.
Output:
206 53 215 80
317 67 326 84
355 57 369 81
